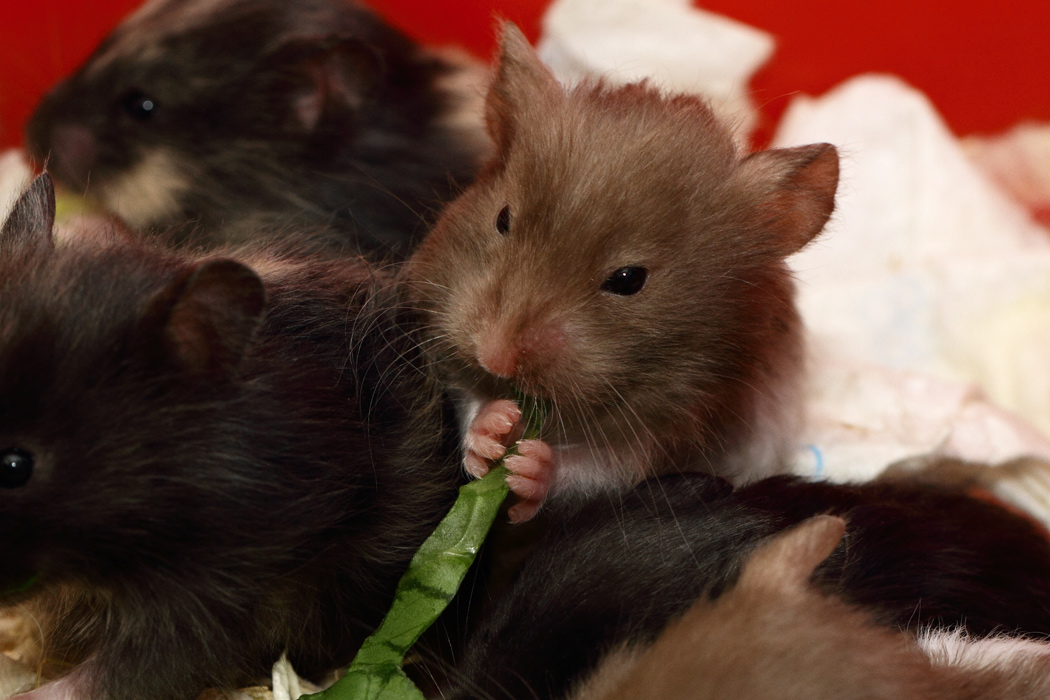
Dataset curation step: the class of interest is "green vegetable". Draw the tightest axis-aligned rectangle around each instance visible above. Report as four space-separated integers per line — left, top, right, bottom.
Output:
301 395 547 700
2 574 37 595
53 192 95 223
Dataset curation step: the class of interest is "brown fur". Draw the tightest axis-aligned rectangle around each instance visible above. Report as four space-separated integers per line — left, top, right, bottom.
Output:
407 24 839 496
575 516 1050 700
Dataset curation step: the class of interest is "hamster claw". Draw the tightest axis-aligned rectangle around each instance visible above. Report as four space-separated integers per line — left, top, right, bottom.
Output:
504 438 554 523
463 399 523 478
463 451 492 479
506 499 542 524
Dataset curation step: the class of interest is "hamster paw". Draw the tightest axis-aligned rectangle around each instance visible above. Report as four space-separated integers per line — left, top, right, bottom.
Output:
463 399 523 479
505 438 555 523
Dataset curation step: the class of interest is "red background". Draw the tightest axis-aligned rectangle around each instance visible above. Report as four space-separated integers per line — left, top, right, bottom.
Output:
2 1 1048 149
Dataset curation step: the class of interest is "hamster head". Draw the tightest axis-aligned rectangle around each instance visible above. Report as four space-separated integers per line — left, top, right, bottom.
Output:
0 174 275 596
409 25 839 456
25 0 463 237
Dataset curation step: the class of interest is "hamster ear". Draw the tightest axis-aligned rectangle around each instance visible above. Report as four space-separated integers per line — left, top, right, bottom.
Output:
266 36 382 132
1 172 56 251
145 259 266 379
740 143 839 255
485 22 561 155
737 515 846 593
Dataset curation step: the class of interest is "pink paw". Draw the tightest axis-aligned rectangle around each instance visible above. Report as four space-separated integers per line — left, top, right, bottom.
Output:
505 438 554 523
463 399 522 479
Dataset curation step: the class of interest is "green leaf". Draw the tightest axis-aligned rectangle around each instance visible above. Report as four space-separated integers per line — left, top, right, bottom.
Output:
53 192 95 224
1 574 37 595
301 393 547 700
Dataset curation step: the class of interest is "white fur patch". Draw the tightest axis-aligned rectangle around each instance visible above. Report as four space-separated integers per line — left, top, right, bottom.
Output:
919 628 1050 671
99 149 190 229
551 441 652 495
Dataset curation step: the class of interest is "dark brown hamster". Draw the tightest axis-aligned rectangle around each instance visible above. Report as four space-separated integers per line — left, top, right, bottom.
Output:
406 24 838 521
25 0 489 259
439 472 1050 699
0 174 463 700
575 516 1050 700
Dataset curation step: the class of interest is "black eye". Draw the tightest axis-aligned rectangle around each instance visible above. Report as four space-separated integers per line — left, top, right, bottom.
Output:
495 205 511 235
601 266 648 296
0 449 33 488
122 90 158 121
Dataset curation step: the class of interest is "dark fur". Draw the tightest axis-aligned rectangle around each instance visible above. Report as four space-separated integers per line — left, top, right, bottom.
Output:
441 472 1050 700
407 25 839 495
26 0 487 259
573 517 1050 700
0 175 463 700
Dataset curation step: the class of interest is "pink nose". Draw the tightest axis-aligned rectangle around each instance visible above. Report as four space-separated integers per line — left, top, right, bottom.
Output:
477 340 519 379
50 124 98 183
476 322 568 380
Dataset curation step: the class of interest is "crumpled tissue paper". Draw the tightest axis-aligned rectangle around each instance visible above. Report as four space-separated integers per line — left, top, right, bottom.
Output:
775 75 1050 491
965 122 1050 228
537 0 773 139
0 151 31 224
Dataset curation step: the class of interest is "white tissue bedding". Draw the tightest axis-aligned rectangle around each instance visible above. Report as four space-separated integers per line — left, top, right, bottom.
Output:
778 75 1050 484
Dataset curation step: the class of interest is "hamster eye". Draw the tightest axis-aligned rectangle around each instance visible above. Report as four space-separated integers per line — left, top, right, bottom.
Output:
122 90 159 121
495 205 511 235
601 267 648 296
0 449 33 488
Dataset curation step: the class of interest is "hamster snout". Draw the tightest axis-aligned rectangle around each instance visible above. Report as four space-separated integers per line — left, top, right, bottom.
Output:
475 320 569 381
35 123 97 188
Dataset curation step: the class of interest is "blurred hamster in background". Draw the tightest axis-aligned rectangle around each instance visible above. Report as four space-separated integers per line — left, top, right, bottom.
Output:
440 470 1050 700
407 24 838 520
576 516 1050 700
26 0 490 259
0 174 463 700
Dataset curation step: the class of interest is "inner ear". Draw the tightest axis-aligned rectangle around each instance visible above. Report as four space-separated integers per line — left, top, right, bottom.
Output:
740 143 839 255
1 172 56 252
485 22 562 156
146 259 266 379
738 515 847 592
268 37 383 131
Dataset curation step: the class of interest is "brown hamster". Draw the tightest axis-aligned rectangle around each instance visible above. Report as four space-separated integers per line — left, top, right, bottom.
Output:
0 174 462 700
406 24 838 520
575 516 1050 700
25 0 489 259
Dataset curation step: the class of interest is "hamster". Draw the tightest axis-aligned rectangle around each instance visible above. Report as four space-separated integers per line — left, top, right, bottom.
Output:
574 516 1050 700
25 0 490 259
406 24 838 521
0 174 463 700
438 472 1050 699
